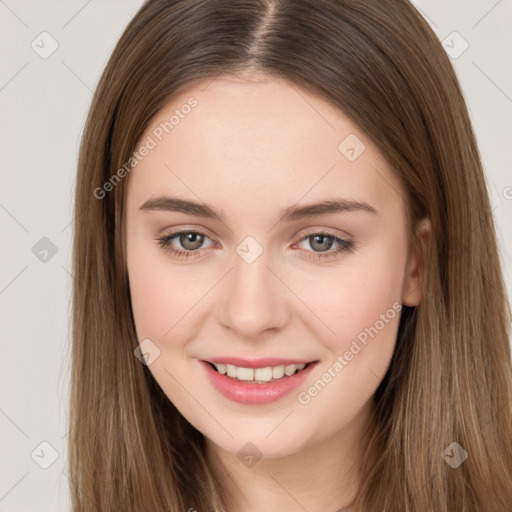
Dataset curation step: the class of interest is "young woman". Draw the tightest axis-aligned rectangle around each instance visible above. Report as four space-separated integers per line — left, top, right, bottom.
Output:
69 0 512 510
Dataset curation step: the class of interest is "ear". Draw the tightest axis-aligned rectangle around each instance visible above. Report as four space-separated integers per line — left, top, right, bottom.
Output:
402 217 431 307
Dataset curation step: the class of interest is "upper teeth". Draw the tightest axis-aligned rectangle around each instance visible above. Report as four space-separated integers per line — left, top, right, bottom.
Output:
213 363 307 382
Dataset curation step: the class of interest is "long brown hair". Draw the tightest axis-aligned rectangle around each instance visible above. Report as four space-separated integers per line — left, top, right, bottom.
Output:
69 0 512 510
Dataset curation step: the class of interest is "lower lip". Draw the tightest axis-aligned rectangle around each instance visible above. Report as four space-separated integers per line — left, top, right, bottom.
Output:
200 360 318 405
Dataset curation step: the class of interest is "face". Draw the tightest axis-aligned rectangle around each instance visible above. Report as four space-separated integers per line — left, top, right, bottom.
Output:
125 71 424 460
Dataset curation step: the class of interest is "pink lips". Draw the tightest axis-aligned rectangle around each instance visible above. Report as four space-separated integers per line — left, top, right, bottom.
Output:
200 359 318 405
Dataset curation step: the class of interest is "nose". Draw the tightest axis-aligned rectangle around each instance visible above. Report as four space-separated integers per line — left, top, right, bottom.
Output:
217 248 292 338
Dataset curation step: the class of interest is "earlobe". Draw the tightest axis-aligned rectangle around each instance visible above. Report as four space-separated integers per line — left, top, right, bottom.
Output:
402 217 431 307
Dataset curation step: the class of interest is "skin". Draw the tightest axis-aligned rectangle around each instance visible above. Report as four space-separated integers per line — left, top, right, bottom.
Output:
125 70 430 511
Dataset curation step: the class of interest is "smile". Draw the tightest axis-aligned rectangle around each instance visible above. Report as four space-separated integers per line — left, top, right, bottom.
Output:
200 359 319 405
208 361 309 382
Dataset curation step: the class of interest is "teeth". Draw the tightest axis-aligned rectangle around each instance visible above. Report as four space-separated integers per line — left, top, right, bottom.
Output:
211 362 308 382
284 364 297 376
272 365 285 379
237 367 254 381
216 363 226 375
254 367 273 381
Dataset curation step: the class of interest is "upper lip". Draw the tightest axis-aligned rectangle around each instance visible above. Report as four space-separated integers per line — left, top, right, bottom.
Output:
204 357 317 368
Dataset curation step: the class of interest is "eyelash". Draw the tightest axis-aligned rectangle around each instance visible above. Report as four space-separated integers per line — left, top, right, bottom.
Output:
155 229 355 260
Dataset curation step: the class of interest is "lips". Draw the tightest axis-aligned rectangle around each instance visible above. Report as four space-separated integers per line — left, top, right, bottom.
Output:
200 359 319 405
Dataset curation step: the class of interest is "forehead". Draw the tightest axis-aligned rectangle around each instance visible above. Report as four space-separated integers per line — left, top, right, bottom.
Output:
126 73 406 224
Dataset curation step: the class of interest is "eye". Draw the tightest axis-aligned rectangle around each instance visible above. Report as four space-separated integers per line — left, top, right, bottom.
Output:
155 229 354 260
155 230 214 259
294 232 354 260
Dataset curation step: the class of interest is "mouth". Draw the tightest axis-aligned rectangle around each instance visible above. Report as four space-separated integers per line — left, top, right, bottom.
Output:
204 360 318 383
201 359 319 405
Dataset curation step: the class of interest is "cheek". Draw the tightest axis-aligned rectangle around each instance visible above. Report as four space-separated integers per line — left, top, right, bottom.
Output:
289 242 405 413
292 263 402 436
297 258 403 351
127 249 209 405
127 245 204 343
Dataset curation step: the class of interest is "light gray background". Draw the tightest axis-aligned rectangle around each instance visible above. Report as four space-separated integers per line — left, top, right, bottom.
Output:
1 1 511 510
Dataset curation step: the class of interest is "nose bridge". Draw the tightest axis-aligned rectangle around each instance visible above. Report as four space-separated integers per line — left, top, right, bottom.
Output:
218 238 290 337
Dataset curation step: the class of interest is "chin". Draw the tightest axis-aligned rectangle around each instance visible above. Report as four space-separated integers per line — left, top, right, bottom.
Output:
204 425 310 461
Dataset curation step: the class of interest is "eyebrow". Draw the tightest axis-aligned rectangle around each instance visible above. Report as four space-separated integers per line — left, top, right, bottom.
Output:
139 195 378 223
